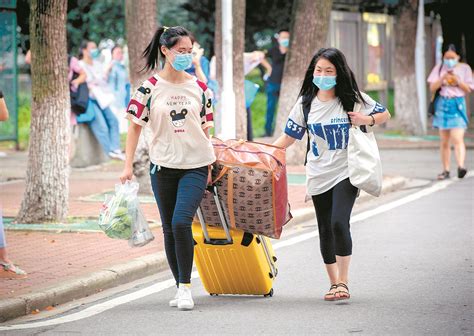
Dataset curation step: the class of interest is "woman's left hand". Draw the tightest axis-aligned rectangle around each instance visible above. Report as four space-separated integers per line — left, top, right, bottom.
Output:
347 111 371 126
207 165 213 186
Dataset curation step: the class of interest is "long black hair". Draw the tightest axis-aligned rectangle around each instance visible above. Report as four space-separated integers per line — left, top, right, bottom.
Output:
443 43 460 57
299 47 366 112
142 26 193 72
78 40 91 60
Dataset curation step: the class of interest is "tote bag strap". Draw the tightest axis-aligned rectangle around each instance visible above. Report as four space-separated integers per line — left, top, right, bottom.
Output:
351 101 370 133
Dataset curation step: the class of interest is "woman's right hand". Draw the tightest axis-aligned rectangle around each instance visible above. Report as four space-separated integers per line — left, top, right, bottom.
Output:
120 166 133 184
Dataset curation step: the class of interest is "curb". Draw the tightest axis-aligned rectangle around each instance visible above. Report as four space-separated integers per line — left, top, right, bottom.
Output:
0 252 168 323
0 176 408 323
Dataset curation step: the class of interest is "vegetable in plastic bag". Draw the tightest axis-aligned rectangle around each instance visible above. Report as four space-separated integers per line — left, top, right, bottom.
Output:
98 181 154 247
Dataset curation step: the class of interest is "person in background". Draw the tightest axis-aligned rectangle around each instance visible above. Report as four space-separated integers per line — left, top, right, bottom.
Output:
68 53 88 159
0 90 27 279
106 45 130 134
185 40 210 84
79 40 125 160
243 51 272 141
264 29 290 137
427 43 473 180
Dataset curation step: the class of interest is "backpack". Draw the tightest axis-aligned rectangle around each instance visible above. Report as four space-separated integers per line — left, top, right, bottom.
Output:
302 99 311 166
69 56 89 115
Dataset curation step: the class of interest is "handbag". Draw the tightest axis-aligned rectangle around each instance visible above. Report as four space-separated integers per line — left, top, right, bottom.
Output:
76 99 96 123
347 102 383 197
70 75 89 115
428 64 443 117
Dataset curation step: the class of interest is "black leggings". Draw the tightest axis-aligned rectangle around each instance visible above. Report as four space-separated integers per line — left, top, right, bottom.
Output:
312 178 358 264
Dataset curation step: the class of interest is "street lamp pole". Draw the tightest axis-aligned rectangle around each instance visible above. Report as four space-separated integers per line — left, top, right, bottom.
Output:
220 0 236 139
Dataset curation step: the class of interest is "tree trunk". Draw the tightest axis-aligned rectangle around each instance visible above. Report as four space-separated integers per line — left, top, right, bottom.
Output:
16 0 70 224
394 0 422 135
274 0 332 164
233 0 247 140
125 0 157 194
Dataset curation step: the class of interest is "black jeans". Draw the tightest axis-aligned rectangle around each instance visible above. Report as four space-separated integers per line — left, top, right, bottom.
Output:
312 178 358 264
150 164 208 285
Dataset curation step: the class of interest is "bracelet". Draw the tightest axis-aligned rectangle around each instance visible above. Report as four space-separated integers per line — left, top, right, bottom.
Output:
369 115 375 127
0 90 3 98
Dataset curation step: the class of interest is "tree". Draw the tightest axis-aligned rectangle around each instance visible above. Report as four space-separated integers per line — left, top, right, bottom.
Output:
125 0 157 194
16 0 70 223
393 0 422 135
274 0 333 164
213 0 247 139
245 0 292 51
181 0 216 56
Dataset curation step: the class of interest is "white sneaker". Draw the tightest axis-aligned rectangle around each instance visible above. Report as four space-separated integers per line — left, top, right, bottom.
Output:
169 289 179 307
108 150 125 161
177 286 194 311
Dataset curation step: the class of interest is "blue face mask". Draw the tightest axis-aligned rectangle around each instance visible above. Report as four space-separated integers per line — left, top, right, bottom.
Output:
90 49 100 59
313 75 337 91
444 59 458 69
279 39 289 48
169 50 193 71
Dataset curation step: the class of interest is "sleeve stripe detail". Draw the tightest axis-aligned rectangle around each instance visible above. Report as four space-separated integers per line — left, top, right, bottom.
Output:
284 118 305 140
196 79 208 92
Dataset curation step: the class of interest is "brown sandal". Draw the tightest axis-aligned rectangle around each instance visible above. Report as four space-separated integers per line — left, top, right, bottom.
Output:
324 284 338 301
336 283 350 300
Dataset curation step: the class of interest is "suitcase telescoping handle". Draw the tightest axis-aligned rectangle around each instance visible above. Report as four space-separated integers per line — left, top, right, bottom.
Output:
196 185 233 245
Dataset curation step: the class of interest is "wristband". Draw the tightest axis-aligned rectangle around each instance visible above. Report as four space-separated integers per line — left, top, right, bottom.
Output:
369 114 375 127
0 90 3 98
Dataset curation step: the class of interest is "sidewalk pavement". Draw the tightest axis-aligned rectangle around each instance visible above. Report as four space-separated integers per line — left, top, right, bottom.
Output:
0 136 422 322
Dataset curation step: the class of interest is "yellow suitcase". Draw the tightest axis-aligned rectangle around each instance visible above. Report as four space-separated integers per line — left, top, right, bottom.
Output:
193 186 278 297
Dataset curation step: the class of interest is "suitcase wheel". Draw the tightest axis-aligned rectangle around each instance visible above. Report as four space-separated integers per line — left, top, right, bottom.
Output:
210 293 219 296
264 288 274 298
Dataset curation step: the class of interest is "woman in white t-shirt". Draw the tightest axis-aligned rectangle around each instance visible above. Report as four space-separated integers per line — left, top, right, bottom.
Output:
120 26 216 311
274 48 391 301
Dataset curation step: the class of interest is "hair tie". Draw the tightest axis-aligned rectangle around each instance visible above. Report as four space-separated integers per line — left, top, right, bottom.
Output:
163 26 169 32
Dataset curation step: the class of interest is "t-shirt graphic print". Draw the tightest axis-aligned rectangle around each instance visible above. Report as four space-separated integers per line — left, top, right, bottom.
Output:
126 75 216 169
284 93 386 195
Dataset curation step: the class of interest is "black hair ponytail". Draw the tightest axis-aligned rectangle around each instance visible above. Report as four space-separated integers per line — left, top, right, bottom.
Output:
142 26 193 72
78 40 89 60
298 47 366 112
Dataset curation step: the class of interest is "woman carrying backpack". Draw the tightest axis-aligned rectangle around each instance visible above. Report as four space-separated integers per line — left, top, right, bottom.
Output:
273 48 391 301
120 26 215 311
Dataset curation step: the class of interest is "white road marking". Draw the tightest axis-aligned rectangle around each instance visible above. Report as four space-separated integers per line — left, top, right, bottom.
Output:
0 177 462 330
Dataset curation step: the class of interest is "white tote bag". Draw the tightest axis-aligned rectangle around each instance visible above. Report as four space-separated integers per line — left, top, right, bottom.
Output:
347 103 383 197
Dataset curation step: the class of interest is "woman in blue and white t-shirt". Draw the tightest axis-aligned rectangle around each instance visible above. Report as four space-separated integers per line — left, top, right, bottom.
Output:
274 48 391 301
